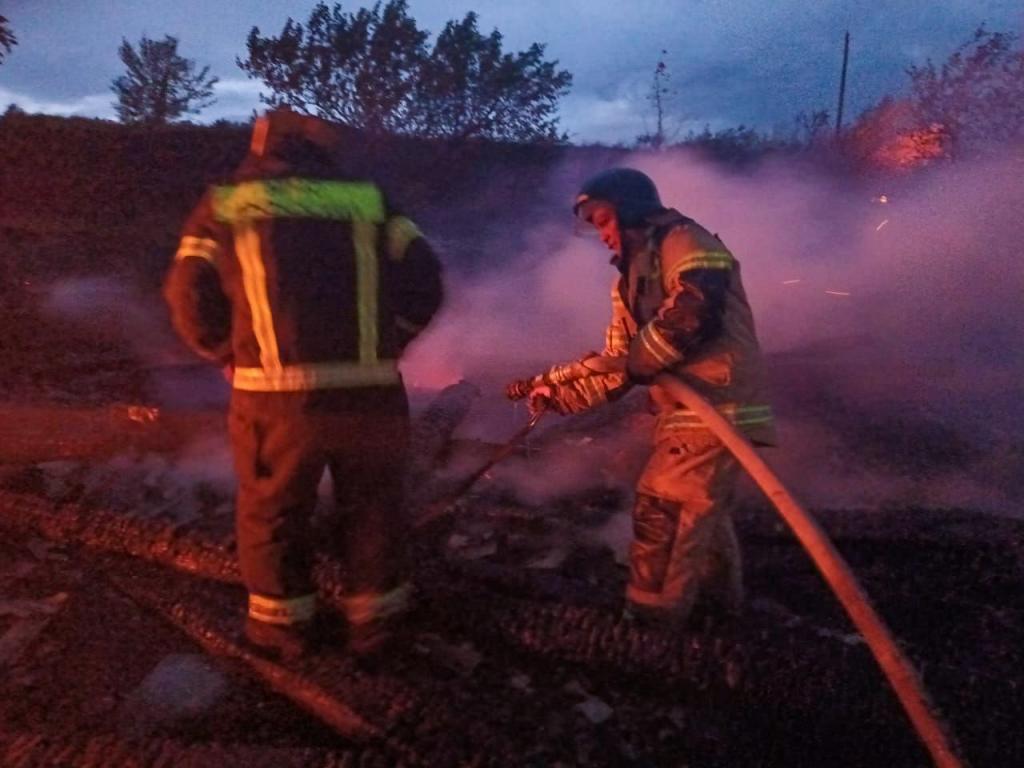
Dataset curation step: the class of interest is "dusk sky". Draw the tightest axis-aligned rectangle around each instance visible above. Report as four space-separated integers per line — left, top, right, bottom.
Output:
1 1 1021 144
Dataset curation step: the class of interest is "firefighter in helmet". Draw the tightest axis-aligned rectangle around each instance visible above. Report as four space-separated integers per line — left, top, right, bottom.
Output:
512 167 774 626
164 108 444 659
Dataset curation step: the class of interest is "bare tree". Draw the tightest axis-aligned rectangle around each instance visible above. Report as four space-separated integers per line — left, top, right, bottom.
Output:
636 52 675 150
111 35 218 125
793 109 832 146
0 15 17 64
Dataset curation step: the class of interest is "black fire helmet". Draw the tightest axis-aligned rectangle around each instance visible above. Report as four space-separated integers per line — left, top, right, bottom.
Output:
573 168 664 228
249 107 342 158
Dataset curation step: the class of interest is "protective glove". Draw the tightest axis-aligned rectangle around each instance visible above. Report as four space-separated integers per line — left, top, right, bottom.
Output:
527 384 556 417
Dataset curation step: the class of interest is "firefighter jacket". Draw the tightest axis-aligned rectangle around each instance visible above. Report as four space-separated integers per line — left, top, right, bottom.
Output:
165 167 443 392
546 209 775 445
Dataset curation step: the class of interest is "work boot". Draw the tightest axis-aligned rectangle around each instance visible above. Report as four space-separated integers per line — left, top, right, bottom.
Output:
343 583 413 661
684 598 743 634
348 614 405 660
621 600 684 632
241 616 323 662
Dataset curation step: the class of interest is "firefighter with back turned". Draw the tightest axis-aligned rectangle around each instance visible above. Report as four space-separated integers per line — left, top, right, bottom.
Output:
164 108 444 660
509 168 774 627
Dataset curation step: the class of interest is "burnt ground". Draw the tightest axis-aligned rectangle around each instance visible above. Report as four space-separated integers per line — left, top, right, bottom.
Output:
1 294 1023 767
2 486 1022 767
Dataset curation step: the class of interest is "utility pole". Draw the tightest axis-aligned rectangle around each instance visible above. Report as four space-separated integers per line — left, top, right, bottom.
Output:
835 31 850 138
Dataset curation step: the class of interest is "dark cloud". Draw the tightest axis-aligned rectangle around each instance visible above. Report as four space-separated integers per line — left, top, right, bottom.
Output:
1 0 1020 141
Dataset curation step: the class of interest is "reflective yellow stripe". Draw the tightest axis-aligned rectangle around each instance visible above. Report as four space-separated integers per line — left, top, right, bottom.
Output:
248 593 316 626
661 404 774 430
215 181 271 223
668 405 774 424
385 216 422 261
213 180 386 223
234 224 281 370
342 583 411 626
639 323 683 367
233 361 399 391
352 221 379 365
174 236 220 264
668 250 734 283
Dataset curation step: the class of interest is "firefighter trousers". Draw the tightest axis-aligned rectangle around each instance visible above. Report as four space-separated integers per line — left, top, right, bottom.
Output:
229 387 410 626
627 430 742 622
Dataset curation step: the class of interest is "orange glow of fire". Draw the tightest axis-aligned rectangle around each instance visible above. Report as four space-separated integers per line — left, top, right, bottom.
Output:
873 124 948 170
126 405 160 423
402 363 465 390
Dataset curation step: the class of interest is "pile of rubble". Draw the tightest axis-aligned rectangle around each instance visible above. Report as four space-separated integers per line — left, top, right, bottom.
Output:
0 381 1022 766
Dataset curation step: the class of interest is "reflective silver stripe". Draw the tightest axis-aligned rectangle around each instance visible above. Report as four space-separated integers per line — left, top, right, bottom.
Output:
234 223 281 370
342 583 411 626
352 221 380 365
661 404 774 430
579 375 604 405
174 236 220 264
605 326 629 355
248 593 316 626
385 216 422 261
639 323 683 367
232 361 400 391
545 360 582 386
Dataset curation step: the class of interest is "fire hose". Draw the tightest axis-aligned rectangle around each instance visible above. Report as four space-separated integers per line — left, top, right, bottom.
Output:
502 359 963 768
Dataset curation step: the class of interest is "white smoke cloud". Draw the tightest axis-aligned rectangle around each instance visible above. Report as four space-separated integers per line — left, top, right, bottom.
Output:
405 147 1024 516
42 276 231 412
39 146 1024 517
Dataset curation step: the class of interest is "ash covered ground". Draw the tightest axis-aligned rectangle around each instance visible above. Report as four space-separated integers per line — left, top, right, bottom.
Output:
1 287 1022 767
1 136 1023 766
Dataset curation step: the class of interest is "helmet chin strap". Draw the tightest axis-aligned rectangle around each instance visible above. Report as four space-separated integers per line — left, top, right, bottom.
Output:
612 226 649 273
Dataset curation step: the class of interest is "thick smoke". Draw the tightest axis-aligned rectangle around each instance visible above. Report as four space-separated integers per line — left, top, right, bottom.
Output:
41 149 1024 518
404 149 1024 516
43 277 232 502
44 276 231 410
